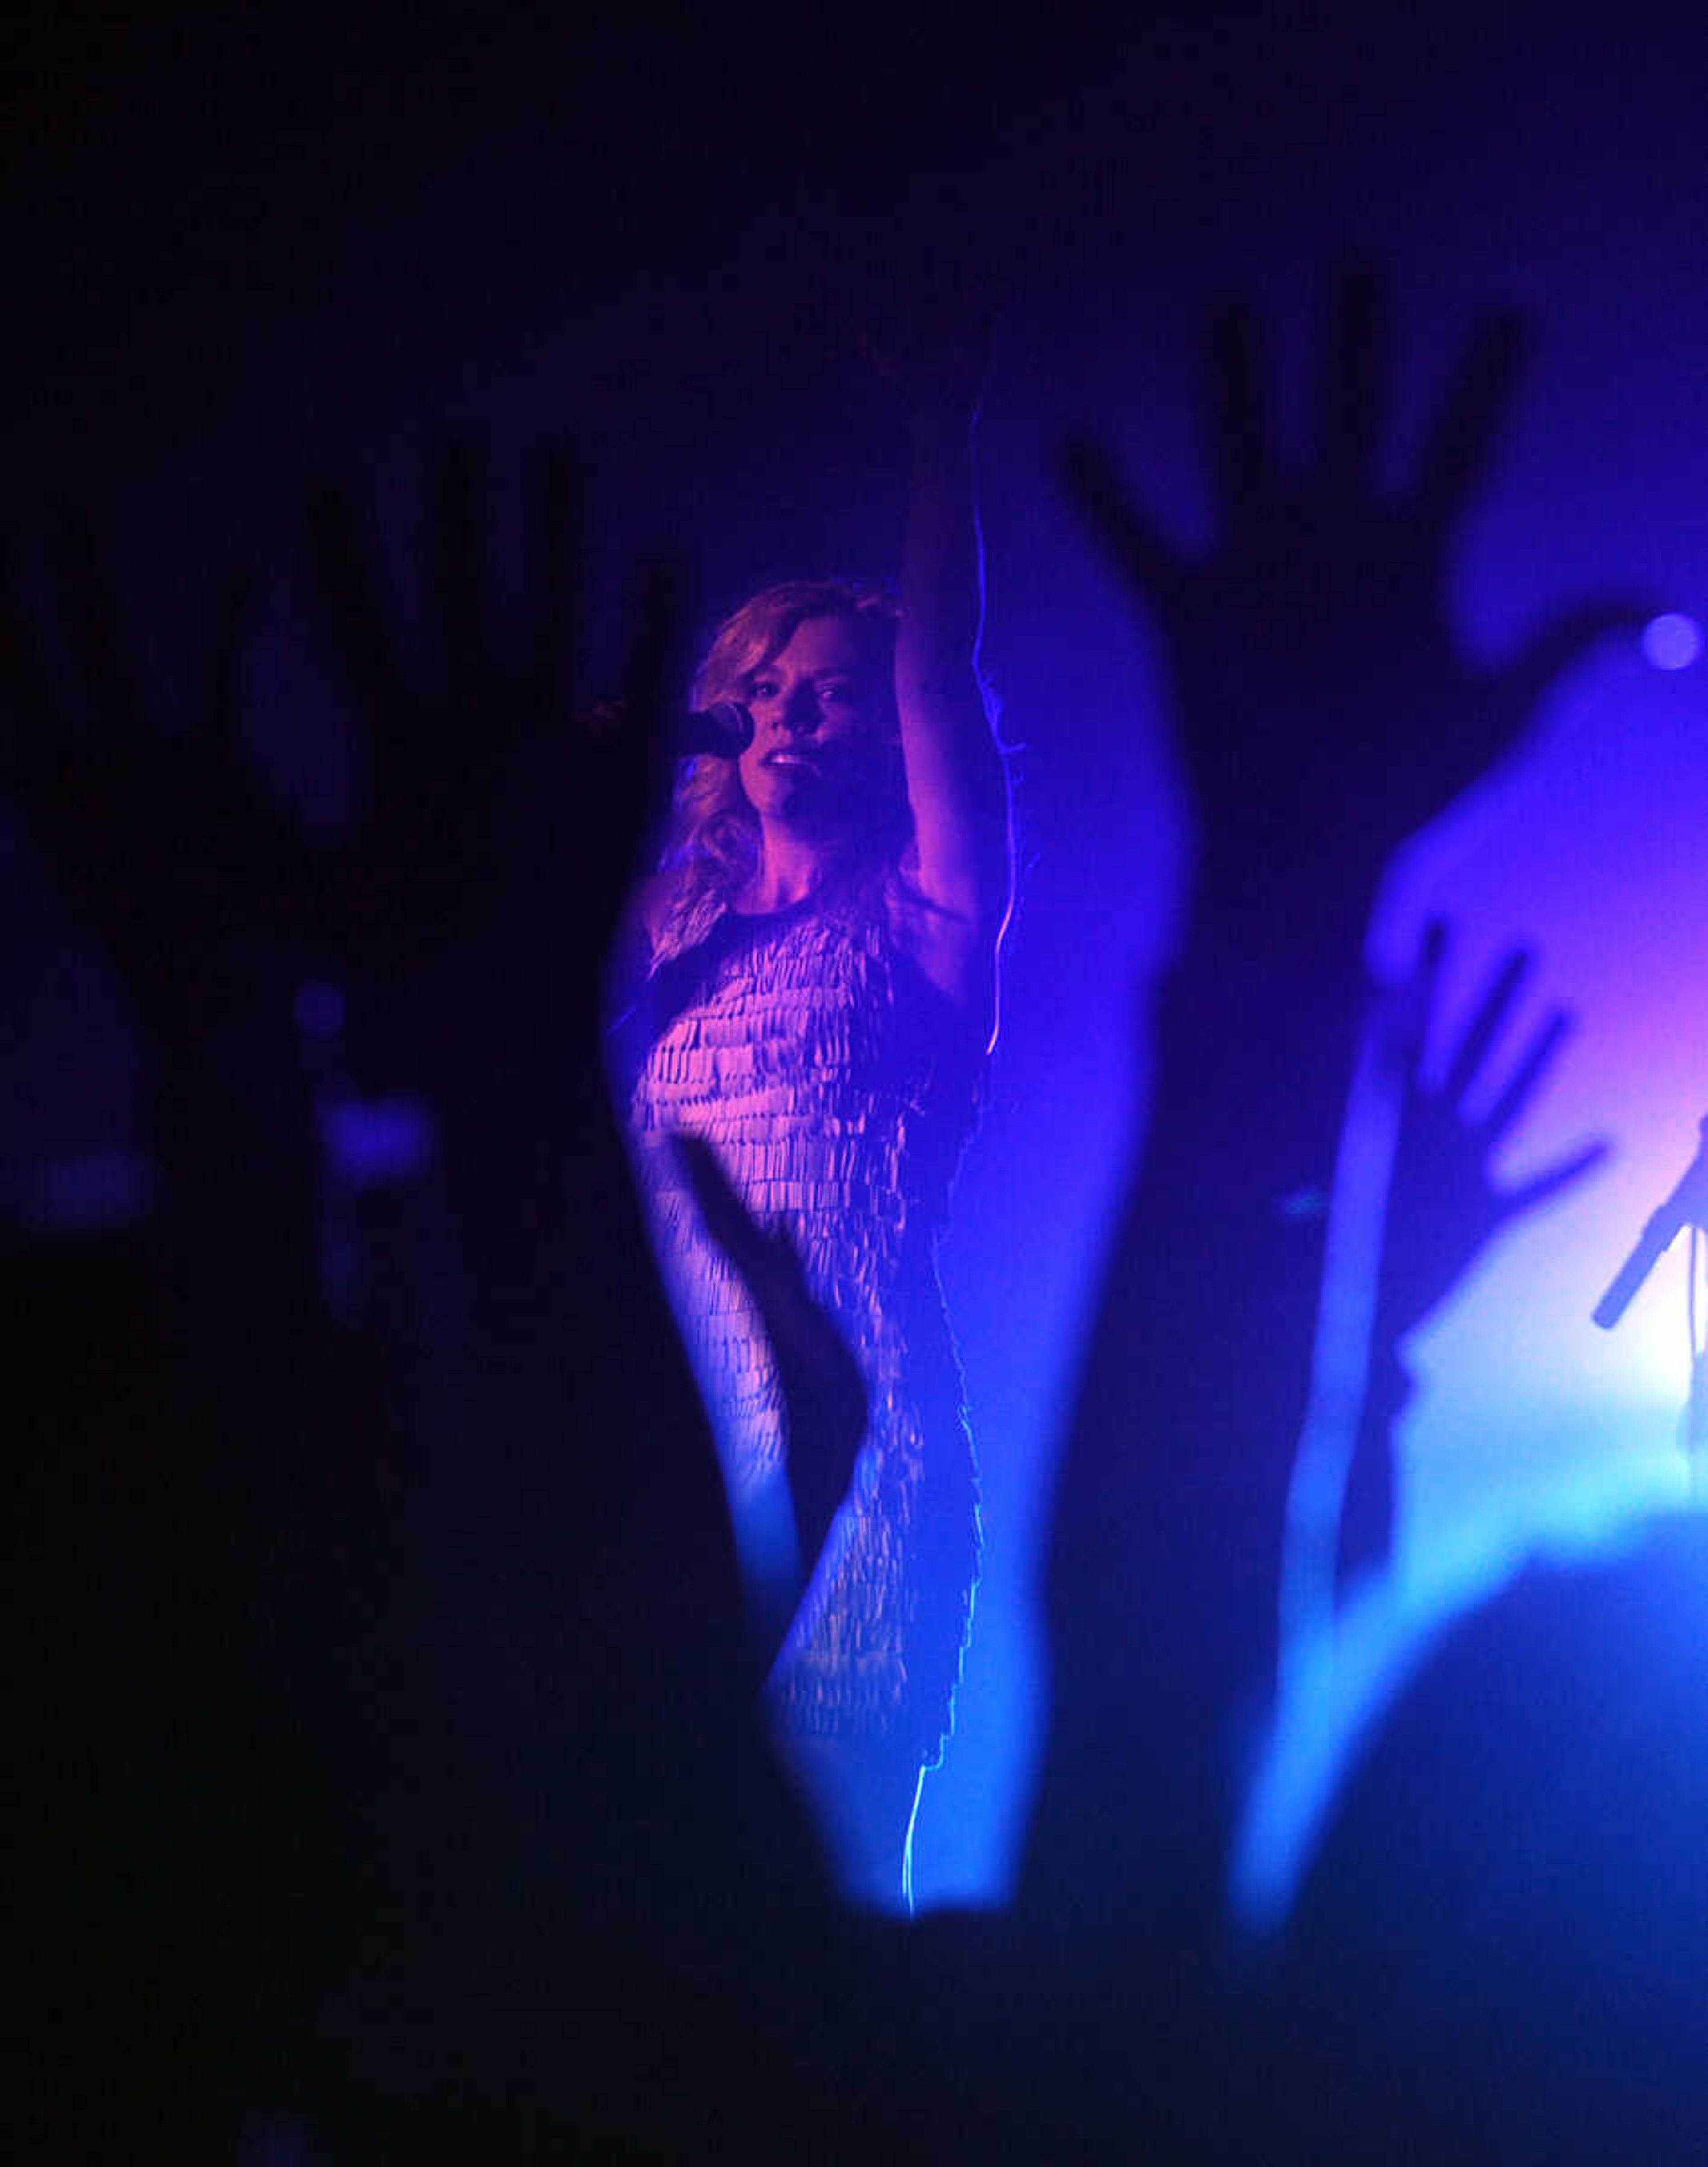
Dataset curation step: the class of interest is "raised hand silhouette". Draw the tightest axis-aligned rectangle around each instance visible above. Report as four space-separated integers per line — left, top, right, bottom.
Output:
306 447 667 1098
1032 269 1638 1959
1330 924 1610 1588
1065 266 1647 958
0 514 315 1053
301 452 840 2146
2 463 839 2158
0 511 437 2155
857 238 1002 421
1374 920 1610 1346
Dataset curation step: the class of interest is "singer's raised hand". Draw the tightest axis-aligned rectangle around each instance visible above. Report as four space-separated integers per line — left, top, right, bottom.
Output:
858 234 1000 426
1066 266 1648 959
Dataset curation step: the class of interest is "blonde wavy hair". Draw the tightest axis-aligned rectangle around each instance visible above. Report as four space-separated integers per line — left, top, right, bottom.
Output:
653 580 909 951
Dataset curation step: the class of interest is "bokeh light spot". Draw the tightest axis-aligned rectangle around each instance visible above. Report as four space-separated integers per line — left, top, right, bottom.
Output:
1642 613 1703 670
294 978 347 1038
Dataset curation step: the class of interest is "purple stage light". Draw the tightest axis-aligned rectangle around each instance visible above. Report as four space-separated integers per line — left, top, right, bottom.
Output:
1641 613 1703 670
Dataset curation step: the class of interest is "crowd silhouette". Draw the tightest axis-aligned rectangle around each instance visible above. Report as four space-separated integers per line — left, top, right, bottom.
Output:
8 261 1707 2161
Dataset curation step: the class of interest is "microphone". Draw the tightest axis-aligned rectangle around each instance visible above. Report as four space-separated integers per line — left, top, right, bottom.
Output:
675 700 753 759
1593 1114 1708 1330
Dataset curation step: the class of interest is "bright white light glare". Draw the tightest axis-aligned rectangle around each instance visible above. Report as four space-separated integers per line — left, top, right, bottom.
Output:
1641 613 1704 670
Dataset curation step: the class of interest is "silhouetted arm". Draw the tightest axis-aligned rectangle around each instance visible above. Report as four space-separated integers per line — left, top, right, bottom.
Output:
671 1132 868 1671
1032 270 1639 1942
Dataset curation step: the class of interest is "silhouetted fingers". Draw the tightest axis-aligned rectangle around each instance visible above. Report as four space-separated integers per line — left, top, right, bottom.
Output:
672 1133 838 1371
1478 1004 1571 1146
1060 437 1180 598
191 561 315 905
671 1133 791 1289
432 444 487 700
1441 946 1533 1111
1316 262 1384 496
1206 295 1273 526
44 507 140 734
1489 596 1652 748
1378 915 1449 1090
1414 309 1527 540
526 449 585 718
1500 1135 1612 1223
674 1129 863 1411
671 1130 867 1576
306 478 412 740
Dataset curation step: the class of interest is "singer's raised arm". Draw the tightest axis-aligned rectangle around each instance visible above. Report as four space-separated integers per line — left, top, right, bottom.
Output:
892 390 1013 1036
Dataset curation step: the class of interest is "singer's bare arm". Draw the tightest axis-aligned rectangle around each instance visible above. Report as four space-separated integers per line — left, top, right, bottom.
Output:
891 391 1012 1038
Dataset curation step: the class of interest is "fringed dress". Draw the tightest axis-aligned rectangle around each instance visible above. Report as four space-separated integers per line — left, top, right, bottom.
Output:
629 867 983 1768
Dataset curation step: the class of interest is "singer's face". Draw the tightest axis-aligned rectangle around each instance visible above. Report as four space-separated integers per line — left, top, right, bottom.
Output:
736 613 891 828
